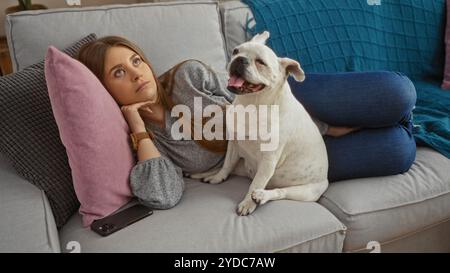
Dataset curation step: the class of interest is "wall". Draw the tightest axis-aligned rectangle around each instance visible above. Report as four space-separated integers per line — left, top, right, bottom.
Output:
1 0 139 36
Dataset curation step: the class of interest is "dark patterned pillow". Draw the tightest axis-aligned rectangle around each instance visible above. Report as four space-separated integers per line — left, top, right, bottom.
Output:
0 34 97 229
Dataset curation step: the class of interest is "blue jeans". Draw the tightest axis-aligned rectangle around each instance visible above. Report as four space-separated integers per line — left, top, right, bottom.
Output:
288 71 417 182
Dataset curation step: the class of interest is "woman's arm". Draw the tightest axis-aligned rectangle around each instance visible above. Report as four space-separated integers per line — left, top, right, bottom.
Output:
130 155 185 210
135 138 160 162
123 102 183 208
121 101 184 209
121 101 161 161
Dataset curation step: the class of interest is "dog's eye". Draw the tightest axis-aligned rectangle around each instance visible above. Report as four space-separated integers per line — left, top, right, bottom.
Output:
256 59 266 66
232 48 239 55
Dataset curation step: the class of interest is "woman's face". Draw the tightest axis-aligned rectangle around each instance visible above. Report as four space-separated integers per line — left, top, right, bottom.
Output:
103 46 158 106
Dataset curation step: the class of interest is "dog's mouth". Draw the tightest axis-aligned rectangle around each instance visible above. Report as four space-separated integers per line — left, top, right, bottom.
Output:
227 75 266 94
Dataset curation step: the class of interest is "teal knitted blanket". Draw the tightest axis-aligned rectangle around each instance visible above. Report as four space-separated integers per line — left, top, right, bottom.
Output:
412 81 450 158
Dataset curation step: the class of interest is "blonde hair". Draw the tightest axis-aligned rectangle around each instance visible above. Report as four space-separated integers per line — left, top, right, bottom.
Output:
77 36 227 154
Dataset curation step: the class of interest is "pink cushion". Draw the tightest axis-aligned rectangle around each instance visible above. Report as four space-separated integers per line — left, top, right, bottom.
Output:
442 0 450 89
45 46 134 227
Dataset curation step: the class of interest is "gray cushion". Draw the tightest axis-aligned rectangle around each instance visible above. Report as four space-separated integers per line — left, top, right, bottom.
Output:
5 1 228 76
0 34 97 229
219 1 254 61
0 153 60 253
59 176 346 252
319 147 450 252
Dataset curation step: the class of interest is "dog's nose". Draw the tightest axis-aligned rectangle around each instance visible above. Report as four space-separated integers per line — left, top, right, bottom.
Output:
230 56 250 77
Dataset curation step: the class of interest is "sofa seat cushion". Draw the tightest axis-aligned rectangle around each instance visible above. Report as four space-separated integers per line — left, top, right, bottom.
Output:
59 176 346 253
319 147 450 252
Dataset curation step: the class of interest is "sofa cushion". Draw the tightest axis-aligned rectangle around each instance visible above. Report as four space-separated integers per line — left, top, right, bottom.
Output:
45 46 134 227
319 147 450 252
59 176 346 252
5 1 228 76
0 34 97 229
0 153 60 253
242 0 446 81
219 1 254 61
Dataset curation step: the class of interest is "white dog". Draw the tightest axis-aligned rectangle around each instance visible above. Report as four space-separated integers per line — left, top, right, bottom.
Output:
192 31 329 216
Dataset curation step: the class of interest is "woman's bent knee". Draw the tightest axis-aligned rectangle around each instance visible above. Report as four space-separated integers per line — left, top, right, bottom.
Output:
397 126 416 173
383 72 417 121
325 125 416 181
374 125 416 174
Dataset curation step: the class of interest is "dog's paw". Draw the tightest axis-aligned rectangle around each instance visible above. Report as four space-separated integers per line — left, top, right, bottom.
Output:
251 189 270 205
202 172 228 184
237 198 258 216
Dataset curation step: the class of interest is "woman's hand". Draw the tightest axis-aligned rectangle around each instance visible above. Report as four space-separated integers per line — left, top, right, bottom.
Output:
326 126 361 137
120 100 154 133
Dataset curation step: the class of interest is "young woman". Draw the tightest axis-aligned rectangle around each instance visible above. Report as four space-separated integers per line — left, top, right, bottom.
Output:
77 36 416 210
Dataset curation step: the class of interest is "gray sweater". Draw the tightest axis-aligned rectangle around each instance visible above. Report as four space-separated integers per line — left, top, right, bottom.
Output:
129 60 328 209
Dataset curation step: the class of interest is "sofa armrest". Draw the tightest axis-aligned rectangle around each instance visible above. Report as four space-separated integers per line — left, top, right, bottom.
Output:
0 153 60 253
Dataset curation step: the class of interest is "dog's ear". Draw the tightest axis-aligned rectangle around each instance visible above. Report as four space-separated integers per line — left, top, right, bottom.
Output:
250 31 270 45
279 58 305 82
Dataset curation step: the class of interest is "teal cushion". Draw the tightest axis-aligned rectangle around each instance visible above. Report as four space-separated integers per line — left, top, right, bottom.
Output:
243 0 446 80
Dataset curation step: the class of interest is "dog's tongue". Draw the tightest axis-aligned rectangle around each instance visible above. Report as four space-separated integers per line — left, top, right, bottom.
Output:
228 75 245 88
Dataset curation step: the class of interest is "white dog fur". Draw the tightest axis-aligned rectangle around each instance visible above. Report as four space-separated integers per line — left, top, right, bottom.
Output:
191 31 329 216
